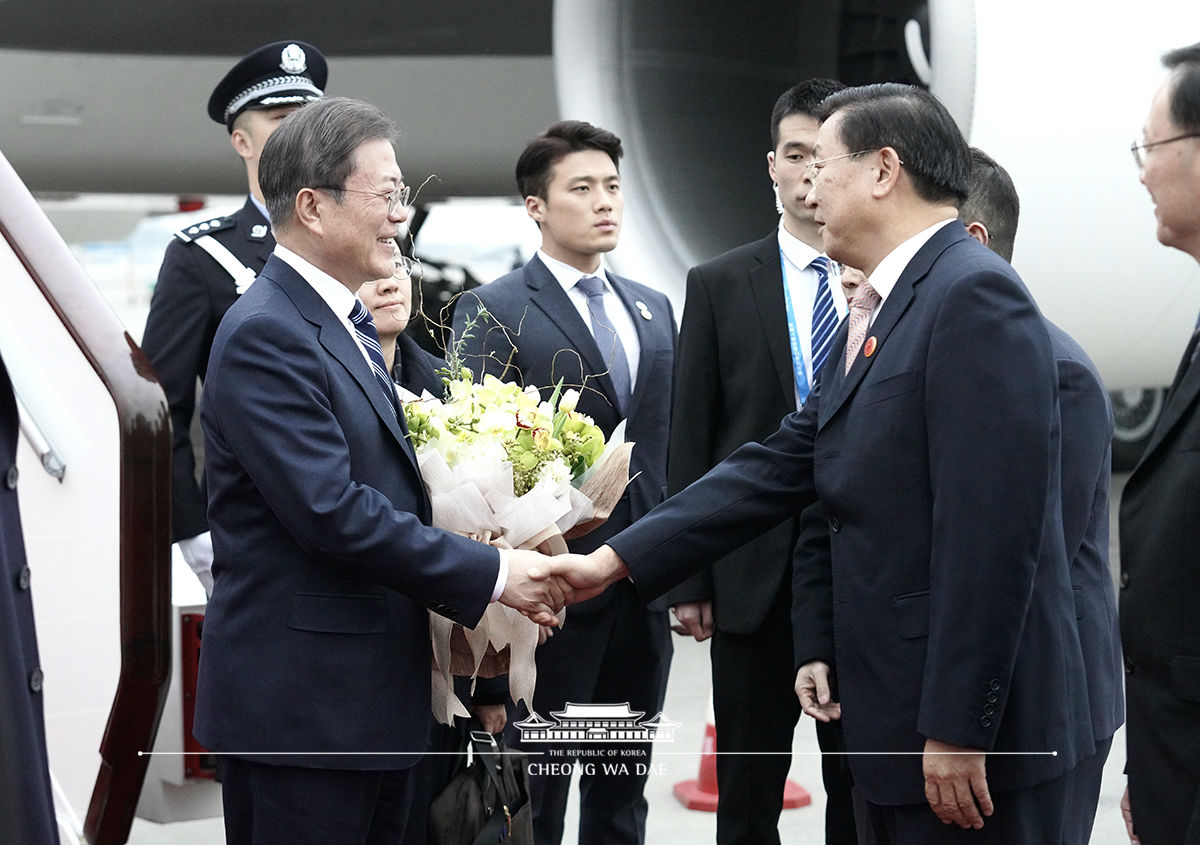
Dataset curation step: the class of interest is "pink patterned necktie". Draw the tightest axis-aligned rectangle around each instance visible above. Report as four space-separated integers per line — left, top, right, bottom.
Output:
844 280 881 374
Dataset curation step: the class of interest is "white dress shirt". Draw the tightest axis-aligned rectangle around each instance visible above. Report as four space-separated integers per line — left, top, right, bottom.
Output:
537 250 642 391
864 218 957 326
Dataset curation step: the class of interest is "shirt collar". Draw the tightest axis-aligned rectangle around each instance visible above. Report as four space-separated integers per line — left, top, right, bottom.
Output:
273 244 359 320
868 218 956 304
538 249 611 295
777 221 822 271
249 193 270 223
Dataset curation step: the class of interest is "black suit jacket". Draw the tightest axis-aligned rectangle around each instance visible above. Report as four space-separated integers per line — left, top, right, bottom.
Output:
609 223 1093 804
195 254 501 768
664 231 809 632
1119 323 1200 839
453 255 676 613
141 197 273 541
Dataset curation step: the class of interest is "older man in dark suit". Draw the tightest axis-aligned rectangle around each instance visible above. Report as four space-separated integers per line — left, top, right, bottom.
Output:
454 120 675 845
1121 41 1200 845
543 84 1094 844
195 97 565 845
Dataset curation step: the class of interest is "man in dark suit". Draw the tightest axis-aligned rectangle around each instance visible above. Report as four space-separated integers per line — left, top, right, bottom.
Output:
663 78 856 845
141 40 327 595
542 84 1094 844
0 355 59 845
194 96 566 845
453 120 676 845
957 146 1122 845
1121 41 1200 845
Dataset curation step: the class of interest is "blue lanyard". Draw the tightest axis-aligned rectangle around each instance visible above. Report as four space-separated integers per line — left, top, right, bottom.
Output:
780 248 810 406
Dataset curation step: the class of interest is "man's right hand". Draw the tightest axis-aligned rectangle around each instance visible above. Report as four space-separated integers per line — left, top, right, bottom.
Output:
795 660 842 722
538 545 630 604
500 548 574 626
671 600 714 641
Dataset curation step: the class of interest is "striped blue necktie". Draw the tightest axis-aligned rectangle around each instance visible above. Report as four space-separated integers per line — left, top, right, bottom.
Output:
810 256 837 378
349 299 398 417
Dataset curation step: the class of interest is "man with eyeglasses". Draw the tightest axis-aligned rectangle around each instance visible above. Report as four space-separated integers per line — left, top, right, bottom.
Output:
1120 41 1200 845
141 40 328 597
194 96 569 845
661 78 857 845
541 83 1092 844
454 120 677 845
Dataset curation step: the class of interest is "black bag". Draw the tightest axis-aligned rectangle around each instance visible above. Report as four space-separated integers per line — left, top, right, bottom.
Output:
428 730 534 845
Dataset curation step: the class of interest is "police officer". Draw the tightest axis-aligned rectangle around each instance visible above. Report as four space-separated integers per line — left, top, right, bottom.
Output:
141 41 327 594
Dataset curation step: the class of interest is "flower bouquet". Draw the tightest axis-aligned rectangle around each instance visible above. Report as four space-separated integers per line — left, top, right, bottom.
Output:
403 317 634 725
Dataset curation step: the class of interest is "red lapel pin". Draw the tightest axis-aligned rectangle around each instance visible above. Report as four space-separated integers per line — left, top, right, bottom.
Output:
863 336 877 358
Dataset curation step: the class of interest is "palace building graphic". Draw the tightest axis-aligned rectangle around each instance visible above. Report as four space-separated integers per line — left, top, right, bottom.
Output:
514 703 681 743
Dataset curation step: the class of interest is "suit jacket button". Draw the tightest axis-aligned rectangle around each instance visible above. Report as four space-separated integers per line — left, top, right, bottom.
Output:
17 566 30 591
989 679 1000 691
829 517 841 533
1119 570 1130 589
983 704 995 715
986 691 998 703
980 716 992 728
5 464 18 489
29 668 43 693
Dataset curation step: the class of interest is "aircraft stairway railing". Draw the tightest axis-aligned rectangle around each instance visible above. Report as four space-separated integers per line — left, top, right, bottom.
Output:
0 148 171 845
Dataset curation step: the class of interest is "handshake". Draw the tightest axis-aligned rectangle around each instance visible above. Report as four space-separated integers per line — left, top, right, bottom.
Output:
497 545 630 626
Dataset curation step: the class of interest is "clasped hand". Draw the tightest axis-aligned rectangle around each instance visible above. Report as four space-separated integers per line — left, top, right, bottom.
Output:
501 545 631 625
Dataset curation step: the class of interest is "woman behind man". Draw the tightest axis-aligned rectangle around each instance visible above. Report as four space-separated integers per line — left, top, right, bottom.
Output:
359 257 507 844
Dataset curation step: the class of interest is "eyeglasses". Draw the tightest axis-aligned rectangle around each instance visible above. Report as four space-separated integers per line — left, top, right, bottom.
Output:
361 255 419 284
1130 132 1200 170
805 149 897 180
316 183 411 214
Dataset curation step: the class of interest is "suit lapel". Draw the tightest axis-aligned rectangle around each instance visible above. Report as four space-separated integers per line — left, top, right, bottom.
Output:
525 256 622 409
610 274 659 420
1136 344 1200 468
819 226 961 424
264 257 420 472
746 233 796 404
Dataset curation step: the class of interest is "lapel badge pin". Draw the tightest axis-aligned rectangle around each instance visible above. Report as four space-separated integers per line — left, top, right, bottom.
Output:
863 336 877 358
635 300 652 320
250 223 269 239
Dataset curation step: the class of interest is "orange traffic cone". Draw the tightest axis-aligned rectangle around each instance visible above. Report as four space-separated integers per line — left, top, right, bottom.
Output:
673 698 719 810
673 695 813 812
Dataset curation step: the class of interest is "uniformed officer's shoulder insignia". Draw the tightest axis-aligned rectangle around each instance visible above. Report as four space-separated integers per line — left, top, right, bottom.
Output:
174 214 237 243
250 223 269 240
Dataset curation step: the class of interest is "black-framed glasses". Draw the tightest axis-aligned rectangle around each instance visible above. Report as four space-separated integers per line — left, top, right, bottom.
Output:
804 149 900 180
1130 132 1200 170
315 184 411 214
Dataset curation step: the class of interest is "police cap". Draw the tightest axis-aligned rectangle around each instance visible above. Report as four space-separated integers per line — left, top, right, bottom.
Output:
207 40 328 130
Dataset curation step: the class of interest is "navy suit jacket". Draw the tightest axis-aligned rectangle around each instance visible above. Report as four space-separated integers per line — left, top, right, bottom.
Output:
1047 321 1123 744
453 255 676 612
0 356 58 843
195 254 501 769
608 223 1093 804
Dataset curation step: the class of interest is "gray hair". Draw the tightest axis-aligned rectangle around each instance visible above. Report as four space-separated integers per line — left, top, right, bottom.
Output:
258 96 398 230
